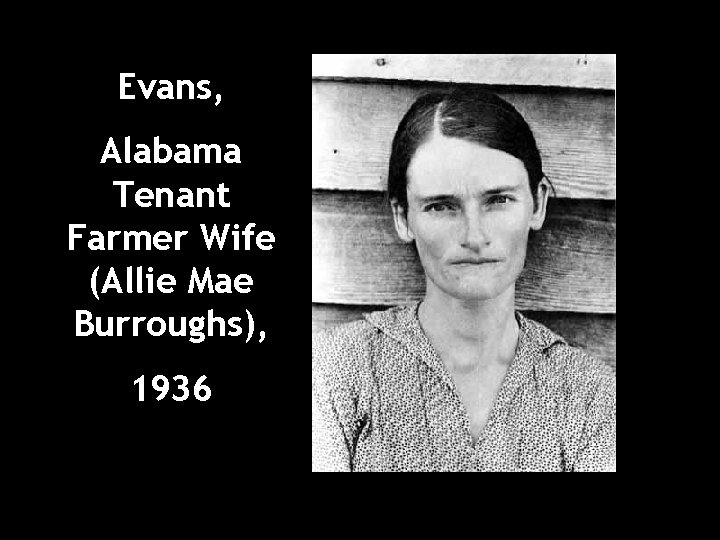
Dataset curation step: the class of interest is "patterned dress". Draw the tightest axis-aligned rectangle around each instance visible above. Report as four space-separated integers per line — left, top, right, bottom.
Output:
312 302 615 472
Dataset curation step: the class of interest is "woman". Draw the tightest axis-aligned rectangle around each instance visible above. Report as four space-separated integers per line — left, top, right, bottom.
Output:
312 89 615 472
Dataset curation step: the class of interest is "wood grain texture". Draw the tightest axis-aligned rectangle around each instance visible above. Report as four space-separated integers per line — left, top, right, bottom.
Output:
312 303 616 371
312 191 616 313
312 54 616 90
312 81 615 199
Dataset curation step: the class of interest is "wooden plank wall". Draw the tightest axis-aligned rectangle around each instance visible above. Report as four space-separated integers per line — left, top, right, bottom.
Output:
312 54 616 369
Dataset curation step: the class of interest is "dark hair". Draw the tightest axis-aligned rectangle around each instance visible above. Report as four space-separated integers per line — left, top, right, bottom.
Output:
388 88 552 211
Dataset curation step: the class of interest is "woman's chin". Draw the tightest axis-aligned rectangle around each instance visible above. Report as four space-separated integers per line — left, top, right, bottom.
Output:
437 280 508 302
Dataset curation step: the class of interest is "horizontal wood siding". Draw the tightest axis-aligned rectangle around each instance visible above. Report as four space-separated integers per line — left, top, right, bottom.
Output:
312 54 616 90
312 81 615 199
312 191 615 313
312 303 616 371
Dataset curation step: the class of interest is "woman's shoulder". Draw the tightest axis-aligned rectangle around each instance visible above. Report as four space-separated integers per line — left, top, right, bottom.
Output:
519 313 615 395
313 304 411 350
312 317 377 361
312 304 416 379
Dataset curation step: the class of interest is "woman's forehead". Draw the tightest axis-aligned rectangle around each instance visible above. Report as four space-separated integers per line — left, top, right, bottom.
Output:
407 135 529 196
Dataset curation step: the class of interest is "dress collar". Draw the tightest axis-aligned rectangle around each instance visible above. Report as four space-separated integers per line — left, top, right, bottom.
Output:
364 301 568 447
364 300 566 374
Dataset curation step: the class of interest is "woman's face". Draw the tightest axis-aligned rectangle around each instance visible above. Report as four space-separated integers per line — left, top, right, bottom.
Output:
392 134 548 303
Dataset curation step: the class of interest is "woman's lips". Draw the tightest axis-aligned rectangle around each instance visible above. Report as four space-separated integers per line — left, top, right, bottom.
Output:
451 258 502 265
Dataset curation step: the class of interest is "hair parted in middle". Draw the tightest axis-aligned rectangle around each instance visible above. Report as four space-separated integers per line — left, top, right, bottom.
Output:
388 88 551 212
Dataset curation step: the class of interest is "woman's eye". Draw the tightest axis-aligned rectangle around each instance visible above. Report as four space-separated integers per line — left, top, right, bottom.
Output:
489 195 511 205
426 202 454 212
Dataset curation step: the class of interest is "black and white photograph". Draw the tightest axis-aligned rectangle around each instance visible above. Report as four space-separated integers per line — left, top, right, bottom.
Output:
312 54 616 472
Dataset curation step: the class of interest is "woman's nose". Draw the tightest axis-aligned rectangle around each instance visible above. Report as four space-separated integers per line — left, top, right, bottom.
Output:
460 210 489 250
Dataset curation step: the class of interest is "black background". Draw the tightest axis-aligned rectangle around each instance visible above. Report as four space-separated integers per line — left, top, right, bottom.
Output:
38 62 308 473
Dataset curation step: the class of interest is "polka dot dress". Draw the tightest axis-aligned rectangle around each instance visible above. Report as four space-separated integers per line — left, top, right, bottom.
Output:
312 302 615 472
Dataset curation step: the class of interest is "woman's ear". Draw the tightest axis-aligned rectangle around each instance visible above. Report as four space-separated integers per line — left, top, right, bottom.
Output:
390 198 415 243
529 178 550 231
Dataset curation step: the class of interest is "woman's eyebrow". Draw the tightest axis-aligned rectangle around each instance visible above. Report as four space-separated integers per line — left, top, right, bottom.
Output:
415 185 520 204
415 194 458 205
482 185 521 195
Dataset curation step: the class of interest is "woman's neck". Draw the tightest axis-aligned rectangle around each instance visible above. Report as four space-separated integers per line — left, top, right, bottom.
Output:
418 284 519 371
